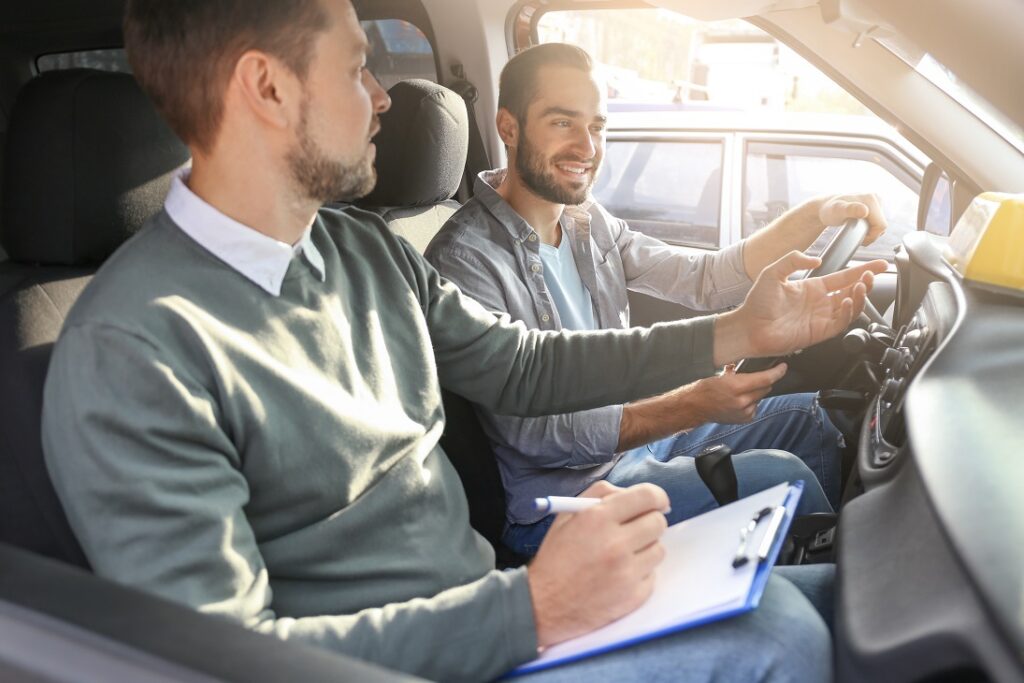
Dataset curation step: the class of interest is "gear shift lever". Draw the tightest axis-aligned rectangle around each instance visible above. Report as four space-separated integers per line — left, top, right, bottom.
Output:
695 444 739 506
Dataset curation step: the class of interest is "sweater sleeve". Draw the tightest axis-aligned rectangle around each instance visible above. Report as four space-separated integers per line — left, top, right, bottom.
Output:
427 244 622 468
41 324 538 682
404 240 718 418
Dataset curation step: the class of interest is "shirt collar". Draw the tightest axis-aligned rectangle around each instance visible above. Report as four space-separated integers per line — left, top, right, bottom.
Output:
474 168 594 243
164 168 326 296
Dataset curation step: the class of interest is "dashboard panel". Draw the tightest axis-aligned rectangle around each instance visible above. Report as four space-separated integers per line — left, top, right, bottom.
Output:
837 232 1024 682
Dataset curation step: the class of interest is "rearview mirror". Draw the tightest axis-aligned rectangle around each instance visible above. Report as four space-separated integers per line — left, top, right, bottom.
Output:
917 162 953 237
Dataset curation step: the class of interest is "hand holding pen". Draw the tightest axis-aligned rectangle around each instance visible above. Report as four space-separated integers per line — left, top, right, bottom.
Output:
526 481 672 649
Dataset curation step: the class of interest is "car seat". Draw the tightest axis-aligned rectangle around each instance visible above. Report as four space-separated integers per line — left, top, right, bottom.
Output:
0 69 190 567
355 79 516 559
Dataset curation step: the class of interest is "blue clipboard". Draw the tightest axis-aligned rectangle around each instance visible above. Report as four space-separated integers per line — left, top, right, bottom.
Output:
506 481 804 677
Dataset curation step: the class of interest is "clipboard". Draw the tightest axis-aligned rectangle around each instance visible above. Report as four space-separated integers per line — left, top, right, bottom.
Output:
506 481 804 677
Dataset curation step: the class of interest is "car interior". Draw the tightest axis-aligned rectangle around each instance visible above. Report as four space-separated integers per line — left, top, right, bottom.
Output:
0 0 1022 681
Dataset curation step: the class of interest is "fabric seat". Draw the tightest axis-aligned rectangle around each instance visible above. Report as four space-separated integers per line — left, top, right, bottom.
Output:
0 69 190 567
355 79 514 556
355 78 469 251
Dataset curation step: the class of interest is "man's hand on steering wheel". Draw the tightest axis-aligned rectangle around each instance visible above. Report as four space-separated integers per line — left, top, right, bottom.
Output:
816 193 887 247
713 251 889 367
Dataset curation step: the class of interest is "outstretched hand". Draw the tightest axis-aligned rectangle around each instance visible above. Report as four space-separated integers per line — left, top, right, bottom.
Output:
714 251 888 366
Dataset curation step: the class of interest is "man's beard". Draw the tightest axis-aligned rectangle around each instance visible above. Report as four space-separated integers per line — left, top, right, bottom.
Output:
515 132 595 206
287 102 377 204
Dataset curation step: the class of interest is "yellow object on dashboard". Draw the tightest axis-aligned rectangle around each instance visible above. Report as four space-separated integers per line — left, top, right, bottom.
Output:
945 192 1024 293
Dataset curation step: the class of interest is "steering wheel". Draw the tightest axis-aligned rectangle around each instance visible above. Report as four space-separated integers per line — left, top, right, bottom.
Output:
735 217 879 374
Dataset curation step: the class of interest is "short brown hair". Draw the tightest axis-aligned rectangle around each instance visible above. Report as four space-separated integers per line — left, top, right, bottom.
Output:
498 43 593 123
124 0 330 152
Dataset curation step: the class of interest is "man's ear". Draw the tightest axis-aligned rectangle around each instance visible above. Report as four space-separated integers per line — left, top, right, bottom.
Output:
231 50 301 131
496 108 519 149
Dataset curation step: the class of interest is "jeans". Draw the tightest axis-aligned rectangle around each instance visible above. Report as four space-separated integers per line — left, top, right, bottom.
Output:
504 393 842 556
512 564 835 683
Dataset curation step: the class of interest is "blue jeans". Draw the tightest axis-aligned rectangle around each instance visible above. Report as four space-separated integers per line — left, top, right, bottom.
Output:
504 393 841 556
513 564 835 683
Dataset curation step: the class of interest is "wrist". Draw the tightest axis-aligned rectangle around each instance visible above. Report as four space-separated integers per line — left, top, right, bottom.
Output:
793 196 828 239
712 310 751 366
668 383 706 430
527 565 562 649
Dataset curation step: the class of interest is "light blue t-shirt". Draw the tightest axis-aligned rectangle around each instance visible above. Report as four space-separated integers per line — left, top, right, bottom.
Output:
539 233 597 331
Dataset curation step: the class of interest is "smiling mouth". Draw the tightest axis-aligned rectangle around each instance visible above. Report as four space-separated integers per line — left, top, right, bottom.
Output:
555 162 593 177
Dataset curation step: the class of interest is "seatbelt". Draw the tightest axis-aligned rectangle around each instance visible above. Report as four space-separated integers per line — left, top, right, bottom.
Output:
447 65 491 202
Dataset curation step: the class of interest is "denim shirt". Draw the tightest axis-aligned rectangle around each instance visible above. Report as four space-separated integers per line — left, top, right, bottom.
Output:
424 169 753 524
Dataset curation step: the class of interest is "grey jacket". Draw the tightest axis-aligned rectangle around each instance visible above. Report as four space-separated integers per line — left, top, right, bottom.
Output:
425 170 753 524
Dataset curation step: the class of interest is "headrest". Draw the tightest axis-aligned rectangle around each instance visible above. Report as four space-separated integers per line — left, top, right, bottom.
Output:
358 79 468 208
1 69 190 265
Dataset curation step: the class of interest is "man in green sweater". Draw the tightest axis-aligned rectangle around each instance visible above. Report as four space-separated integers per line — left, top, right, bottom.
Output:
41 1 884 681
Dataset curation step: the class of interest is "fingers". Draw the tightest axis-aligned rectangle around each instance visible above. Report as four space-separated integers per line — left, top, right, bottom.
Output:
725 361 787 391
817 259 887 293
763 250 821 282
598 483 671 524
819 193 887 245
756 361 788 385
547 480 623 533
633 540 667 576
578 479 623 500
859 193 887 245
823 282 865 336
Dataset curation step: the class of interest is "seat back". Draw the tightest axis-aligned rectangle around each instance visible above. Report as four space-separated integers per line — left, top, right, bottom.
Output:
356 79 510 550
0 69 190 566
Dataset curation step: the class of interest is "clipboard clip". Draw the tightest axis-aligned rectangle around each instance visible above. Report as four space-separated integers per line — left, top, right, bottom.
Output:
732 505 786 568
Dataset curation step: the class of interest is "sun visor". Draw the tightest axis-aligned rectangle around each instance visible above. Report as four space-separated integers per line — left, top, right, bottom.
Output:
643 0 815 21
945 193 1024 296
817 0 897 42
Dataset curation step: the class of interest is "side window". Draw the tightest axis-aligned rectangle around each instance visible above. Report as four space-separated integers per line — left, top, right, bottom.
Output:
532 8 932 261
593 140 723 249
743 141 920 261
37 49 131 73
361 19 437 90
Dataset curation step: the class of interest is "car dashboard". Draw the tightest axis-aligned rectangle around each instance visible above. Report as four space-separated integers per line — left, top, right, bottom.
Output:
836 208 1024 682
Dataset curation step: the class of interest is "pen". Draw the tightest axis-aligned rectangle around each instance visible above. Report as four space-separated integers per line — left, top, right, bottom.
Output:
534 496 673 515
534 496 601 514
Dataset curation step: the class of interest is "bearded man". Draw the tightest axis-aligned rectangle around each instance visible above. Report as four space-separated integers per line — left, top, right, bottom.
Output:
426 43 887 556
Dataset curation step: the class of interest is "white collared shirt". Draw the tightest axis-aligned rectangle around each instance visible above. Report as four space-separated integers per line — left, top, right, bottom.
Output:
164 169 326 296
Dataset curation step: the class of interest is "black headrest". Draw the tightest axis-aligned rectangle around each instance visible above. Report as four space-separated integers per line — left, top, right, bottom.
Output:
1 69 190 265
358 79 468 208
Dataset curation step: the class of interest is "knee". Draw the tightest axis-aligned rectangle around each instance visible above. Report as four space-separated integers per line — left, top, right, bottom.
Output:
740 449 817 480
748 576 833 682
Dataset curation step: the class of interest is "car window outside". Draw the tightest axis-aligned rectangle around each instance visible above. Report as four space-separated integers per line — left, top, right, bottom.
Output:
593 140 722 249
362 19 437 89
744 142 920 261
536 9 930 258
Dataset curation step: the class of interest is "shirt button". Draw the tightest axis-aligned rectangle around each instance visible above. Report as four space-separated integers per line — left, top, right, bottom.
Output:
541 314 550 322
531 264 542 273
528 234 538 242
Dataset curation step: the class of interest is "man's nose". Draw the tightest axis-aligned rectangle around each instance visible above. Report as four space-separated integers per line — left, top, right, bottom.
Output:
367 71 391 114
570 126 596 159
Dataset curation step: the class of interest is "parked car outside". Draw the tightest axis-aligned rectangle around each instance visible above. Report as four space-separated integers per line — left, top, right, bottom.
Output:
594 110 929 263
